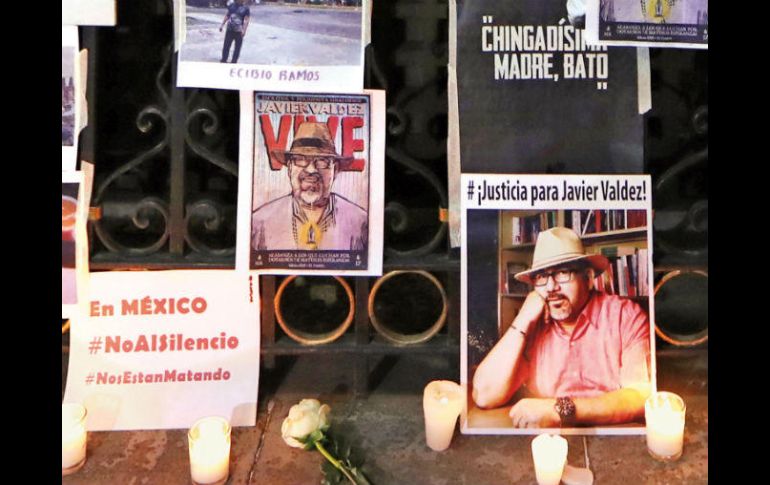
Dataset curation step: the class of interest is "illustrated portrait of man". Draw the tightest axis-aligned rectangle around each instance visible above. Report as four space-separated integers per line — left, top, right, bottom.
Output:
472 227 651 428
251 121 368 252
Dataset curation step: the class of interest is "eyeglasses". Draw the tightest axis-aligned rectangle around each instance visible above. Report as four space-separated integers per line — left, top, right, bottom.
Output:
288 155 335 170
532 269 577 287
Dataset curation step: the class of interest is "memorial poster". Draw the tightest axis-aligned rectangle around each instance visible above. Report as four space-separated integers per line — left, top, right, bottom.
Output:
461 174 656 435
236 90 385 276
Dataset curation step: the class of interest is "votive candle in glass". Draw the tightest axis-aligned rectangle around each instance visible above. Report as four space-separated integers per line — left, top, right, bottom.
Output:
645 391 686 462
423 380 464 451
188 416 231 485
531 433 568 485
62 403 87 476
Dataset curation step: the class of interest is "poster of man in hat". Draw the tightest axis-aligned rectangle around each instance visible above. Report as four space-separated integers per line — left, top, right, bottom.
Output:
461 174 656 434
236 91 385 275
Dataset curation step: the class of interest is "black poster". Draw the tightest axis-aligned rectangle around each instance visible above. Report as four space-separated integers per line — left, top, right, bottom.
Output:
457 0 644 174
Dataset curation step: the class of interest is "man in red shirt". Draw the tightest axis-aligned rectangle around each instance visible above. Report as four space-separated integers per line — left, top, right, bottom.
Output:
472 227 651 428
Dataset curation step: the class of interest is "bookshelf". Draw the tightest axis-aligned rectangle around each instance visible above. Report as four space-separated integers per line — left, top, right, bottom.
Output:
498 209 650 337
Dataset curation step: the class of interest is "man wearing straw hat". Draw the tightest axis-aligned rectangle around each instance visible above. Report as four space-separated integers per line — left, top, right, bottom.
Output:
251 121 368 251
472 227 651 428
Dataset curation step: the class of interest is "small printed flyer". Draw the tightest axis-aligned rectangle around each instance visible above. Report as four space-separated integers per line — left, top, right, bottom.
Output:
62 165 93 319
62 26 87 172
175 0 368 92
63 270 261 430
62 0 117 26
236 90 385 276
461 174 656 435
585 0 708 49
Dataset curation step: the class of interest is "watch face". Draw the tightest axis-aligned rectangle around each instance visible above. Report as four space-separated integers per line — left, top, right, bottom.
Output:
556 397 576 420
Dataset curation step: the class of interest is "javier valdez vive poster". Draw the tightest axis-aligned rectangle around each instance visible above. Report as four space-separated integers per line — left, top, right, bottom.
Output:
236 90 385 276
63 270 260 430
455 0 646 175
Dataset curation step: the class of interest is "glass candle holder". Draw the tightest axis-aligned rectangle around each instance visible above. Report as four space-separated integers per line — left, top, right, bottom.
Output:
423 380 464 451
188 416 231 485
531 434 568 485
645 391 686 462
62 403 87 476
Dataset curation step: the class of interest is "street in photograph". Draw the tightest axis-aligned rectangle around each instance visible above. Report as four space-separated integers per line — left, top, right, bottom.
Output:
181 1 364 66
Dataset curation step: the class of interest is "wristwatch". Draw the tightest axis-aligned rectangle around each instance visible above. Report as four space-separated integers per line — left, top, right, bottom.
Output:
554 396 577 427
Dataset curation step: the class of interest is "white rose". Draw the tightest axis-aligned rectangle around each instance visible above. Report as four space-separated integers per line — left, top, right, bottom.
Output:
281 399 331 448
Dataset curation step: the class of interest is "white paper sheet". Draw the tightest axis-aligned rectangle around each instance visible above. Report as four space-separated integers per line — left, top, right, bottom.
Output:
63 270 261 430
176 1 368 92
62 0 117 26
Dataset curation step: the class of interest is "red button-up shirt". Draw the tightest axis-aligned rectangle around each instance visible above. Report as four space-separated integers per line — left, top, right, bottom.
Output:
520 291 651 398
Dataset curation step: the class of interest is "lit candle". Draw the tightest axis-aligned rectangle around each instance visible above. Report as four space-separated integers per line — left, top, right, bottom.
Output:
423 380 464 451
62 403 87 476
188 416 231 485
531 434 568 485
645 391 686 462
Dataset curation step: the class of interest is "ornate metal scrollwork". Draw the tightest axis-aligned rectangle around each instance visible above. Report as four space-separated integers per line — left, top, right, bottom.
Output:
184 198 236 256
92 39 174 257
183 89 239 258
371 0 450 258
384 145 448 257
94 196 171 254
184 92 238 178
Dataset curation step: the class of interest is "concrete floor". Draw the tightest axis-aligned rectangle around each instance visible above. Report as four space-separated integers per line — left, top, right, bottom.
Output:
62 347 707 484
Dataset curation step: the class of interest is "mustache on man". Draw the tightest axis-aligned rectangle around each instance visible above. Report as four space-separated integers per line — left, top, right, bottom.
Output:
299 172 322 185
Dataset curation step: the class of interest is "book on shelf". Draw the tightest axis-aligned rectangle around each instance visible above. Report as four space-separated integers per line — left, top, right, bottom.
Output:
511 210 648 245
565 209 647 236
510 211 559 245
505 262 530 295
512 217 522 244
598 245 648 297
571 210 582 233
595 210 603 234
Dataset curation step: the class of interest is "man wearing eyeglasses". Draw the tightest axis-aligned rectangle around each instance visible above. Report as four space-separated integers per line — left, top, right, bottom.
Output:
251 121 368 251
472 226 651 428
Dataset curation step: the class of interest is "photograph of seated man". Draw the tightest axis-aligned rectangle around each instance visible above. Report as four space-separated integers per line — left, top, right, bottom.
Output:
472 226 651 428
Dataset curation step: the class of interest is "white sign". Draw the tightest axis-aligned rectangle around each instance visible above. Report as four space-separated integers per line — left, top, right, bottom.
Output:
175 1 369 92
62 0 117 26
64 270 261 431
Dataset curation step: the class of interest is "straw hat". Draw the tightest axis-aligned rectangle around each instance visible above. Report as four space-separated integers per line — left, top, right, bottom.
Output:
514 227 609 284
270 122 354 170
